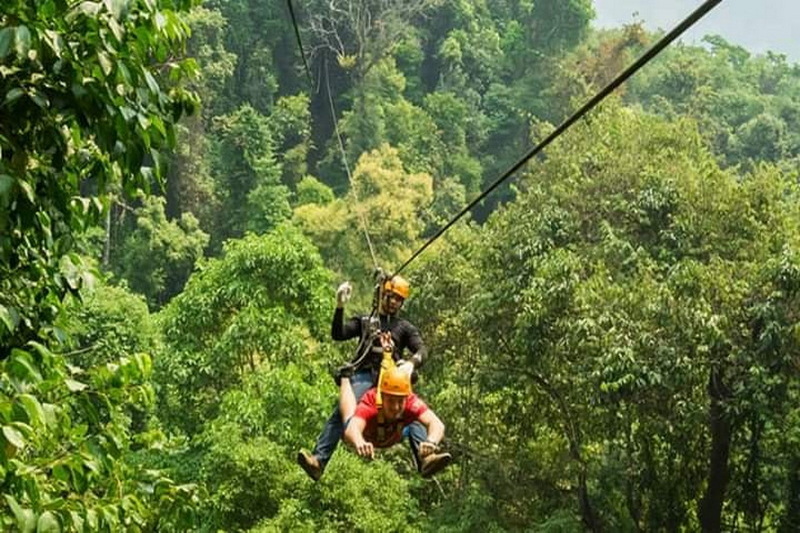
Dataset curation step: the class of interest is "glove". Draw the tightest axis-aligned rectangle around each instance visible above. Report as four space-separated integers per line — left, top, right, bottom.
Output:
333 362 356 386
396 360 414 376
336 281 352 306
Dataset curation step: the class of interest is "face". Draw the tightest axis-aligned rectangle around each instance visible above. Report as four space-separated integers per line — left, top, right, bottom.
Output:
382 394 406 420
381 292 405 315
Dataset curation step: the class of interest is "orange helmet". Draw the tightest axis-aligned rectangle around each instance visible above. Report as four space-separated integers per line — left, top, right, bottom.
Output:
383 275 410 299
379 366 412 396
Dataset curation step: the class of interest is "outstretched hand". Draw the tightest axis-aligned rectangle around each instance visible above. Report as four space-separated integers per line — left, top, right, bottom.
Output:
355 440 374 460
336 281 352 307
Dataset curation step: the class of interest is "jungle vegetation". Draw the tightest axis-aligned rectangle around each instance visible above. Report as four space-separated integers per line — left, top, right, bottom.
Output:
1 0 799 531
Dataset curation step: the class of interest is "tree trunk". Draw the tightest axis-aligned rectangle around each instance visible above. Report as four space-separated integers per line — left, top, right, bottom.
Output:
699 367 733 533
779 455 800 532
103 202 112 268
522 367 602 531
578 468 602 532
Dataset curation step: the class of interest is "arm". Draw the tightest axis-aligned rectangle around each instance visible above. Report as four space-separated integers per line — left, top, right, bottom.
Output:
331 307 361 341
339 378 357 421
418 409 445 445
344 416 374 459
417 409 445 457
404 322 428 368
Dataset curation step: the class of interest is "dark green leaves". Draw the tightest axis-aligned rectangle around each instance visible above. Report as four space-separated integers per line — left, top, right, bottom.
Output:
0 0 201 530
7 349 44 385
4 88 24 106
0 28 14 59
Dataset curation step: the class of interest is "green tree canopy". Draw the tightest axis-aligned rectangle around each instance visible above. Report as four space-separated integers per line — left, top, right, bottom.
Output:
0 0 198 353
155 225 331 436
295 143 433 279
412 102 800 530
1 0 202 528
113 195 209 309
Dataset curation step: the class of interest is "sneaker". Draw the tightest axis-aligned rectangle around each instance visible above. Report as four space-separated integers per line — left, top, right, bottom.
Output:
420 452 452 478
297 450 323 481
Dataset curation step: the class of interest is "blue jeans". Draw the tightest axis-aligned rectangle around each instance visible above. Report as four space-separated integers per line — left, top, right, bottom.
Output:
312 369 428 471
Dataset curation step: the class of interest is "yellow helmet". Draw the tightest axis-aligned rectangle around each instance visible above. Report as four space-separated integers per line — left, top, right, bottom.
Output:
379 366 412 396
383 275 410 299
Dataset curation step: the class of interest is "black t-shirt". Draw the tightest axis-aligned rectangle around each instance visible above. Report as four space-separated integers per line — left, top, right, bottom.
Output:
331 307 427 370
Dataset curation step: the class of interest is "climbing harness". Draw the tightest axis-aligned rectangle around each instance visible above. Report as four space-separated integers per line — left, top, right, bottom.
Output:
345 269 393 370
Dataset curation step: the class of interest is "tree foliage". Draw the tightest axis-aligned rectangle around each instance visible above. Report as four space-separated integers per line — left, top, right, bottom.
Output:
1 277 203 530
0 0 201 529
112 195 209 308
155 225 331 436
0 0 198 353
295 143 433 277
62 282 157 370
413 103 800 530
5 0 800 530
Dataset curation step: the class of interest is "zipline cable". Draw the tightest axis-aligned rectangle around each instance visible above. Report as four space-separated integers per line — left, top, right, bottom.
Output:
286 0 313 86
324 58 380 271
285 0 379 271
392 0 724 276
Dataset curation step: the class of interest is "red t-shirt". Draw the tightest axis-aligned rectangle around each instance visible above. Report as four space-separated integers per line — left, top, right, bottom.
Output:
353 388 428 448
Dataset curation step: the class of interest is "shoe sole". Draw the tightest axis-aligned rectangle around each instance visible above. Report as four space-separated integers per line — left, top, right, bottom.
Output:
297 452 322 481
421 453 452 478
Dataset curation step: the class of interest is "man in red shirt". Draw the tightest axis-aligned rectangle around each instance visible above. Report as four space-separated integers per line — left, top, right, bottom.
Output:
341 365 451 477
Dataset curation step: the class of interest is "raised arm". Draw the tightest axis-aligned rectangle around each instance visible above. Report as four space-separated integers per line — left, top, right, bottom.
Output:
331 307 362 340
331 281 361 340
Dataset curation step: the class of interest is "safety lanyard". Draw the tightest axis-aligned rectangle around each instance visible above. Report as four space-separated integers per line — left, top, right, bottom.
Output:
375 332 396 442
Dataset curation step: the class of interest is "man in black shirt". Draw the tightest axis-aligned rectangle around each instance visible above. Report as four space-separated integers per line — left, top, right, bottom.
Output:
298 275 445 480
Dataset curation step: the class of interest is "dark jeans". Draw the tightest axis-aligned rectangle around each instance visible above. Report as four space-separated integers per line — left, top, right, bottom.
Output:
312 369 428 471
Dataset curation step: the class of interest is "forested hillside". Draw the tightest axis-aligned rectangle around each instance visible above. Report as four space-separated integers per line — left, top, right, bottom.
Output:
2 0 799 531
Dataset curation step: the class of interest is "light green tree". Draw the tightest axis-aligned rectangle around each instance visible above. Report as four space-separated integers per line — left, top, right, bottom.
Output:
295 144 433 279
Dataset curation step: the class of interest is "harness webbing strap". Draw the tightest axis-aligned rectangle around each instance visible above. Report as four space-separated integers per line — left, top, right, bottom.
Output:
375 333 396 409
375 331 398 442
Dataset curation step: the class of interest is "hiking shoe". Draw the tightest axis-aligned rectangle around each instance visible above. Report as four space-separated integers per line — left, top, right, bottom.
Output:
297 450 323 481
420 452 452 478
333 362 356 386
